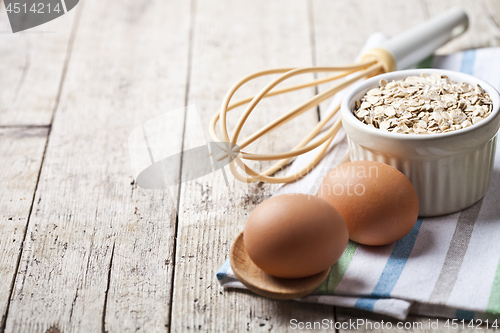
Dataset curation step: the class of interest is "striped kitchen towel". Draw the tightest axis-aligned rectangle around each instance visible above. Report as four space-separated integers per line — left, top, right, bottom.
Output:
216 35 500 320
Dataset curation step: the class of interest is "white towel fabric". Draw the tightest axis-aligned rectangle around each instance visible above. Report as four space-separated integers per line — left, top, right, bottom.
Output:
217 34 500 320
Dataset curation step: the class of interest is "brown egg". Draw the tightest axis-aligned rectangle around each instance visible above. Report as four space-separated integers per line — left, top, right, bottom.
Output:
318 161 419 246
243 193 348 279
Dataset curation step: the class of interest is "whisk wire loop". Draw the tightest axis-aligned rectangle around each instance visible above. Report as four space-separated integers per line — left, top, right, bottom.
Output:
210 60 384 183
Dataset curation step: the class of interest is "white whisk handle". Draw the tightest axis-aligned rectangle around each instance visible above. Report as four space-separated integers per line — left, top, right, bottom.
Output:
379 7 469 70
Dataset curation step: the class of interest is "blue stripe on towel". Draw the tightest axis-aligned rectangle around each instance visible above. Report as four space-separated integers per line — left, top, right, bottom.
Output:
354 219 424 311
354 298 378 312
216 259 231 281
456 309 475 320
460 50 476 75
372 219 424 297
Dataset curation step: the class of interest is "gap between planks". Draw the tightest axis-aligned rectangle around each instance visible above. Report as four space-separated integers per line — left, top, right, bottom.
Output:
166 0 197 332
0 125 51 128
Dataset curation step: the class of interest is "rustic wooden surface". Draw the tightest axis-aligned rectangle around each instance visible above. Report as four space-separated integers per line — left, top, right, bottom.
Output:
0 0 499 332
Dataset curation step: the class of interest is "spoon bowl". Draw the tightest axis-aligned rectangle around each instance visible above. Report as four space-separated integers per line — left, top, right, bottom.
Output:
229 232 330 300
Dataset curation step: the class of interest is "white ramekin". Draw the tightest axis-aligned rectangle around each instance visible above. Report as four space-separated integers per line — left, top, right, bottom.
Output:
341 69 500 216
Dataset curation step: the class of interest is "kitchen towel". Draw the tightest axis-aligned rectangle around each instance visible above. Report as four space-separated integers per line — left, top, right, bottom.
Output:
216 34 500 321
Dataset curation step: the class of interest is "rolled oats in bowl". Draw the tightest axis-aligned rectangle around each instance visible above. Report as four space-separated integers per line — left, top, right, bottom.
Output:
353 73 493 134
342 68 500 216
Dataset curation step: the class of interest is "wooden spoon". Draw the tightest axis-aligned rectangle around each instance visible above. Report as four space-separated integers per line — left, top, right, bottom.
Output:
229 232 330 300
228 153 349 299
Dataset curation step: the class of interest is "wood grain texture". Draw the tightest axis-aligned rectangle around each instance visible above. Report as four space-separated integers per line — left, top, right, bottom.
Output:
0 4 76 126
3 0 190 332
170 0 336 332
0 128 48 329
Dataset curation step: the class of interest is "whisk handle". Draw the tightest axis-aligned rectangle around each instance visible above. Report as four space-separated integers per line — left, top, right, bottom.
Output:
379 7 469 70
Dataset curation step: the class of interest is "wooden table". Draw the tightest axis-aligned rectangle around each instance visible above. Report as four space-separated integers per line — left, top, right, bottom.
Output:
1 0 500 332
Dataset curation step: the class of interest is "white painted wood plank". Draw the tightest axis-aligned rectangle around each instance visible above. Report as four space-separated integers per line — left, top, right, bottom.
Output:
170 0 336 332
0 127 48 329
0 4 76 126
4 0 191 331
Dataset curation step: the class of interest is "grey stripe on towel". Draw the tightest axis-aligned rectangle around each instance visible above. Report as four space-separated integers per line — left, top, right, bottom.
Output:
429 200 483 304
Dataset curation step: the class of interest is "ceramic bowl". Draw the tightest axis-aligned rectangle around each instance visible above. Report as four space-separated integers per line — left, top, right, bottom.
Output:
341 69 500 216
